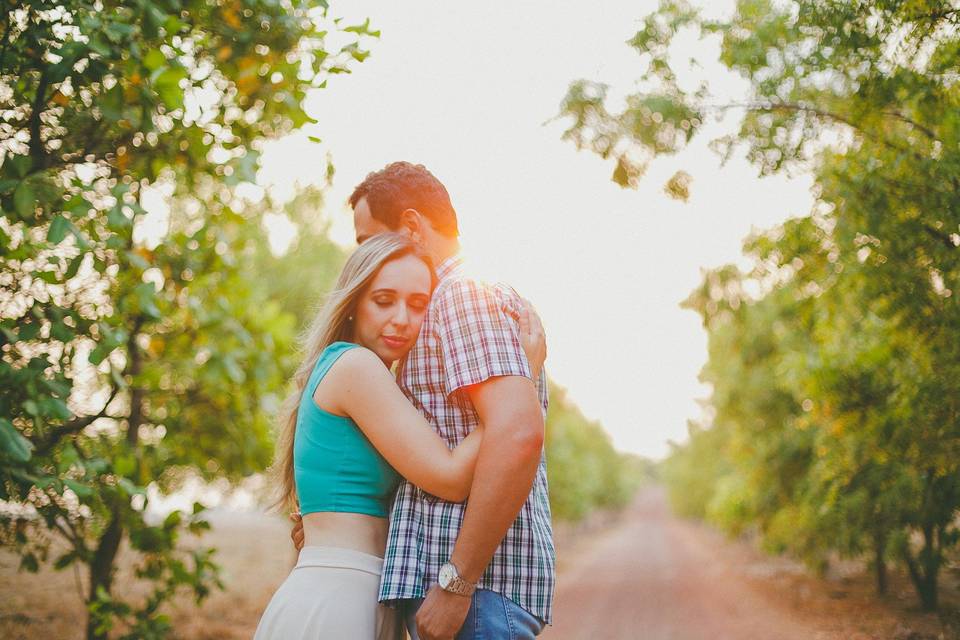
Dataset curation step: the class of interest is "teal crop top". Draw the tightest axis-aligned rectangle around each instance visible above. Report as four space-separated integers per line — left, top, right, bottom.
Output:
294 342 400 518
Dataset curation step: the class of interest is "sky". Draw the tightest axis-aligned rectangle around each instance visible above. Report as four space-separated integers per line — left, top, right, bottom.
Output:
254 0 816 459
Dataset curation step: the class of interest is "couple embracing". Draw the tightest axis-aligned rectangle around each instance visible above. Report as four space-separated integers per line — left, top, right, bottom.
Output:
254 162 555 640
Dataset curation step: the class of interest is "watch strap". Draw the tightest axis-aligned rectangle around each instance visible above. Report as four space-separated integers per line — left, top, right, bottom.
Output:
440 562 476 597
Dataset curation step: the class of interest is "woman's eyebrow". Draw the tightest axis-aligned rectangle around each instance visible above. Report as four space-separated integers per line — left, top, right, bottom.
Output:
369 288 397 295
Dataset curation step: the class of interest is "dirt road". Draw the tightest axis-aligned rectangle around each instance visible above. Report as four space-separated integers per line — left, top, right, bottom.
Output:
543 487 827 640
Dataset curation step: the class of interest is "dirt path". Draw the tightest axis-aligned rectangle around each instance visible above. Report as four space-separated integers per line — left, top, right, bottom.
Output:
543 487 829 640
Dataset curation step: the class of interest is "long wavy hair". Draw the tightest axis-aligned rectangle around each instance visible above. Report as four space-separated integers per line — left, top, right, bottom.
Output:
272 233 436 512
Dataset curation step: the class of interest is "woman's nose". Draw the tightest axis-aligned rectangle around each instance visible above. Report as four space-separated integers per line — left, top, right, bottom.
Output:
391 304 409 327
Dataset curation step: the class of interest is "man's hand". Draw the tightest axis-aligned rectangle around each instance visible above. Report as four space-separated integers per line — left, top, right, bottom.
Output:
415 584 472 640
289 512 304 551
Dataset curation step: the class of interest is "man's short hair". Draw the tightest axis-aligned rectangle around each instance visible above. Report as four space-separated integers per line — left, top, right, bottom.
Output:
349 161 459 238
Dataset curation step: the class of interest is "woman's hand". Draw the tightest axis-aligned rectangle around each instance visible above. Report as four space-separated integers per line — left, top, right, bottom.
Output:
519 298 546 381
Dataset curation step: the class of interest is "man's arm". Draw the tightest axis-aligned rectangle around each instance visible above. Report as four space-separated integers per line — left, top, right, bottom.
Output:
415 375 543 639
452 376 543 579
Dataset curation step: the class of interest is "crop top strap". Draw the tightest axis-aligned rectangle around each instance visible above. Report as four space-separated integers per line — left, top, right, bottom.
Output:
307 341 360 397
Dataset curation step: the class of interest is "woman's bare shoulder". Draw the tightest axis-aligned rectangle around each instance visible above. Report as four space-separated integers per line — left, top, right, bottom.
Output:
326 345 389 381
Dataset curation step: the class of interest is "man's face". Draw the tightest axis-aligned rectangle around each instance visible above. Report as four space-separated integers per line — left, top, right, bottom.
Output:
354 196 397 245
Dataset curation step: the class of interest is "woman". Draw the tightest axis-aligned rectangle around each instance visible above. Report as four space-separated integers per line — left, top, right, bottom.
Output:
254 234 545 639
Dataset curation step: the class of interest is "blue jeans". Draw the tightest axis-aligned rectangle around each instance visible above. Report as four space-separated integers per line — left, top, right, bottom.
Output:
403 589 544 640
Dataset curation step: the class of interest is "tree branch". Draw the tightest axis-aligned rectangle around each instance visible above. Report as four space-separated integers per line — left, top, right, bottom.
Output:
921 223 959 251
33 384 121 456
716 101 927 161
883 110 938 141
0 9 12 74
908 8 960 23
50 512 87 557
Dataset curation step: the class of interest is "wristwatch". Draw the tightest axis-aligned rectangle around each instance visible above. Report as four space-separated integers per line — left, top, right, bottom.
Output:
438 562 476 597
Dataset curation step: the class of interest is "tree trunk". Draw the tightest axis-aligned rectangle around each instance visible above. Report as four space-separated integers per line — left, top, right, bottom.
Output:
873 530 887 596
86 513 122 640
903 524 940 611
85 325 145 640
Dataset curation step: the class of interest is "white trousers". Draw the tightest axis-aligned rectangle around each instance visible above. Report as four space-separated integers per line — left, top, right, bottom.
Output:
254 546 401 640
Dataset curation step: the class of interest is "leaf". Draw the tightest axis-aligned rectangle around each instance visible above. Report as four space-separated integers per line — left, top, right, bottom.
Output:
89 343 113 365
104 21 135 43
664 170 692 202
20 553 39 573
222 356 245 383
47 215 71 244
18 320 39 341
51 321 74 342
126 249 150 270
0 419 33 463
135 283 162 319
64 478 94 498
110 366 128 390
54 551 78 570
13 181 34 217
43 377 71 397
154 67 188 110
88 35 111 57
188 520 211 534
36 270 59 284
344 18 380 37
42 397 72 421
118 477 145 496
163 510 182 530
114 454 136 477
5 155 31 178
64 254 85 280
107 206 132 231
144 49 166 72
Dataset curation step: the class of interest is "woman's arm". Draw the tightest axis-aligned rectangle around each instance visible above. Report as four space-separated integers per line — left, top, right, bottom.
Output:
315 347 478 502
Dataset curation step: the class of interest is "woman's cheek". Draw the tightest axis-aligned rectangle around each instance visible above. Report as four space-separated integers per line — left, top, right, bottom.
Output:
412 310 427 332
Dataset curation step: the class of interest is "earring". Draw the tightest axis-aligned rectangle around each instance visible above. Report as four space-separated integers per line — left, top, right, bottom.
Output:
348 316 354 322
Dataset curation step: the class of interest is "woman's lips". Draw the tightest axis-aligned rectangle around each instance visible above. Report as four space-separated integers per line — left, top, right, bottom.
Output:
382 335 407 349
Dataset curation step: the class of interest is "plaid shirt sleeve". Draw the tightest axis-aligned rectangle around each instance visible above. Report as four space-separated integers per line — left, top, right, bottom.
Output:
434 278 533 398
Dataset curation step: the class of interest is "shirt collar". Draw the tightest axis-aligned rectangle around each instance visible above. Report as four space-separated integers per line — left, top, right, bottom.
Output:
434 255 463 282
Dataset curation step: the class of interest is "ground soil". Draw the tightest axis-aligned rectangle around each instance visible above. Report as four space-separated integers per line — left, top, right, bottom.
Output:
544 487 960 640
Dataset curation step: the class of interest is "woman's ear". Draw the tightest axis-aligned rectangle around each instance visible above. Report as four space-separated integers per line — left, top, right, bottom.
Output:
398 208 424 242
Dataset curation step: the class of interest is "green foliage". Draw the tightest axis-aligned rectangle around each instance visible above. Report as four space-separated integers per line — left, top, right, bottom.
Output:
661 421 732 521
561 0 960 611
545 382 646 521
0 1 368 637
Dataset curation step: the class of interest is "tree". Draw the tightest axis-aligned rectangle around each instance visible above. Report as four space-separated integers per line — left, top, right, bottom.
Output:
0 2 373 637
545 382 643 521
560 0 960 610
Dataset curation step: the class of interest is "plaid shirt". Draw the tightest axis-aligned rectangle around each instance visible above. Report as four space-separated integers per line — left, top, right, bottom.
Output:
378 256 555 623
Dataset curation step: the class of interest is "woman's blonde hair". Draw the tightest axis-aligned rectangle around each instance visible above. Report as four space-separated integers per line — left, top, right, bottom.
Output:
272 233 436 512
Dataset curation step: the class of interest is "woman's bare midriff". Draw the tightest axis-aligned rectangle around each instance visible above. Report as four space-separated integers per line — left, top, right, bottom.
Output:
301 511 388 557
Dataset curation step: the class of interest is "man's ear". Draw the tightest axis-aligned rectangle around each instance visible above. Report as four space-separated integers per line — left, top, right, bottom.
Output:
398 208 424 242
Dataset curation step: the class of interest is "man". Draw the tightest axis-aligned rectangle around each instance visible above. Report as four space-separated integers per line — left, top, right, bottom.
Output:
291 161 555 639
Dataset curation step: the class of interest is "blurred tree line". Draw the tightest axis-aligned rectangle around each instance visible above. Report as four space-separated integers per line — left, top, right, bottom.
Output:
0 1 372 638
0 2 639 637
545 382 651 521
559 0 959 611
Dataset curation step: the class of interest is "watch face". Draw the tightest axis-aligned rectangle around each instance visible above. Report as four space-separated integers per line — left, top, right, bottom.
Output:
438 563 455 588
